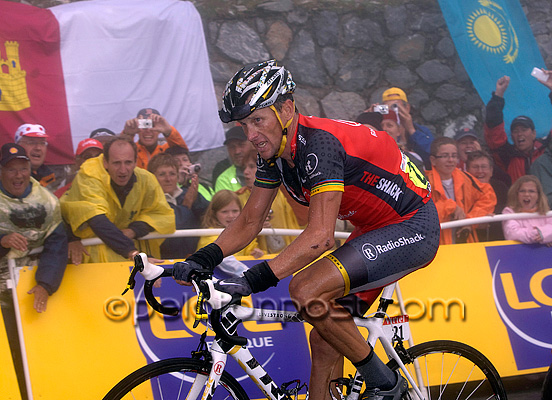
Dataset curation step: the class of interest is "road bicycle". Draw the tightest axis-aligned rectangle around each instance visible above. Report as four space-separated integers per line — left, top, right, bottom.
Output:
103 254 507 400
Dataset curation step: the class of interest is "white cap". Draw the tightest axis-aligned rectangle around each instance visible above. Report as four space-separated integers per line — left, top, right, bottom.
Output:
14 124 48 143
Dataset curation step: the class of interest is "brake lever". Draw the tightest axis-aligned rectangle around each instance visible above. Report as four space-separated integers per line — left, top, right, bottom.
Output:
121 255 144 295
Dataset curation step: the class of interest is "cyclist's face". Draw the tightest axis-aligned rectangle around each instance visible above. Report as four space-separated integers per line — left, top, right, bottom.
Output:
239 107 282 161
517 181 539 211
239 100 294 161
215 200 241 228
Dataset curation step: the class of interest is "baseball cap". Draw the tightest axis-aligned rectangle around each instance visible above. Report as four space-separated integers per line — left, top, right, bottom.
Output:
90 128 116 139
382 87 408 103
137 108 161 118
454 127 478 142
355 112 383 130
382 110 400 125
76 138 103 156
0 143 30 166
223 126 247 145
165 146 189 157
14 124 48 143
510 116 535 131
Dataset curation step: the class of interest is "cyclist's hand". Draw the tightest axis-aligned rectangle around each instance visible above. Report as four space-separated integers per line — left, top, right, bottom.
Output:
214 276 252 298
172 260 203 283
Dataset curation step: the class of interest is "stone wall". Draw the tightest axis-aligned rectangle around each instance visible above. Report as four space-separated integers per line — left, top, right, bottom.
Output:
199 0 552 138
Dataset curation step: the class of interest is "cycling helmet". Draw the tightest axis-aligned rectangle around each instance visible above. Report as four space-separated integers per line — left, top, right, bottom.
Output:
219 59 295 123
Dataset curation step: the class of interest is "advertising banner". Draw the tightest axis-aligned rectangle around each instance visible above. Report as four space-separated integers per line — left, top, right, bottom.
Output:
1 241 550 399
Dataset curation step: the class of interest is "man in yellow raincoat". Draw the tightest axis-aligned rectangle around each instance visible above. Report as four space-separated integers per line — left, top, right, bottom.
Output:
61 137 175 263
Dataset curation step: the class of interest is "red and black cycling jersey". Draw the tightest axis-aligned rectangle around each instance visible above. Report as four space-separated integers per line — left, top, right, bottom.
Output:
254 114 431 230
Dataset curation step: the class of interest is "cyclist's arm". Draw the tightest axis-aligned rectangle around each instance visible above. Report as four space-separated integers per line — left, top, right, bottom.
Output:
214 185 278 255
265 190 342 280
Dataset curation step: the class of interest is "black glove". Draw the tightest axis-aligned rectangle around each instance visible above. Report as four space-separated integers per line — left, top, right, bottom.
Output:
214 276 253 297
172 260 203 282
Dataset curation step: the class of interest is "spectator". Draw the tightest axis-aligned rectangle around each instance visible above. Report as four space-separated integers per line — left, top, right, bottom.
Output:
502 175 552 245
54 138 104 198
61 137 175 263
381 87 435 167
147 153 209 259
426 137 496 244
0 143 67 399
89 127 117 144
165 146 214 201
236 149 300 254
454 127 481 170
198 190 263 258
455 127 511 187
14 123 55 190
530 68 552 208
484 76 549 183
213 126 252 192
121 107 188 169
466 150 507 241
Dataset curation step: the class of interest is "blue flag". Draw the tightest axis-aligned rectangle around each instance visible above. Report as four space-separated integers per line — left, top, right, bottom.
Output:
437 0 551 138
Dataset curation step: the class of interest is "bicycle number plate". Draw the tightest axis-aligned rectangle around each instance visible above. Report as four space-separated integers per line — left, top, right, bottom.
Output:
382 315 410 342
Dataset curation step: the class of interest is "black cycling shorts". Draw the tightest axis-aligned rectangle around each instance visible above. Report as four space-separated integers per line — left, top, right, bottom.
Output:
328 199 440 305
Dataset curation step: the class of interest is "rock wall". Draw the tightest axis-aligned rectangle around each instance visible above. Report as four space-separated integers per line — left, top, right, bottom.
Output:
200 0 552 138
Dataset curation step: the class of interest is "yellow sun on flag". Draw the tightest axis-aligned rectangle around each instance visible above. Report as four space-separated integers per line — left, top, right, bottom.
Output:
466 8 508 54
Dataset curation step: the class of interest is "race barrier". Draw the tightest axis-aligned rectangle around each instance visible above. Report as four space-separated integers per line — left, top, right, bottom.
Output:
1 239 551 399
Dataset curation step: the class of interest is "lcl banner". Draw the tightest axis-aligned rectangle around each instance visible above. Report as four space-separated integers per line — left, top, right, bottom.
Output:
1 241 550 399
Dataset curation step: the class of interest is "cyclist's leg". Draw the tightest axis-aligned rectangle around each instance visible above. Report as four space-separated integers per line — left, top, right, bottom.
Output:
309 294 374 400
309 328 343 400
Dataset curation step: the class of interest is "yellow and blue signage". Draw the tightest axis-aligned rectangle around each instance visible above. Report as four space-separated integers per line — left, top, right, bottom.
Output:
485 244 552 370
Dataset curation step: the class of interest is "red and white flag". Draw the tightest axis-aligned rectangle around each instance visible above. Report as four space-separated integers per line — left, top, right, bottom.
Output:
0 0 224 165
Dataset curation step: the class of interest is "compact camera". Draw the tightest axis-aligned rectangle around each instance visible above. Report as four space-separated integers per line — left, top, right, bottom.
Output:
137 119 153 129
188 163 201 174
373 104 389 114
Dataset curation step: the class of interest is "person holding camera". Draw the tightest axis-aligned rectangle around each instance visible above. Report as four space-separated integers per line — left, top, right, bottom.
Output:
165 146 214 202
426 137 496 244
121 107 189 169
148 152 209 259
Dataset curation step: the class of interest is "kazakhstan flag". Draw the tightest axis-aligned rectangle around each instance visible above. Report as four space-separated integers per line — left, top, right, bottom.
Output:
438 0 550 137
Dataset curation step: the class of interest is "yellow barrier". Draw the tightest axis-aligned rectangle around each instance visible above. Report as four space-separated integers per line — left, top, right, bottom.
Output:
1 240 551 399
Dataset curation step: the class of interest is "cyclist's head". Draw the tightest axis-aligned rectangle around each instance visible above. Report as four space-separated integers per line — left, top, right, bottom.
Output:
219 59 295 124
219 60 296 165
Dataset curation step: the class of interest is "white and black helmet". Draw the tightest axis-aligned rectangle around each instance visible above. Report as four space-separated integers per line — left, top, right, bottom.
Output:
219 59 295 123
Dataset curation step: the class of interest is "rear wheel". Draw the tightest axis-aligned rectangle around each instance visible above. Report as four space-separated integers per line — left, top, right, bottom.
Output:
389 340 507 400
103 357 249 400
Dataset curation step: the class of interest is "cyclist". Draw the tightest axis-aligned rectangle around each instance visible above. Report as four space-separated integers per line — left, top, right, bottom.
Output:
173 60 440 400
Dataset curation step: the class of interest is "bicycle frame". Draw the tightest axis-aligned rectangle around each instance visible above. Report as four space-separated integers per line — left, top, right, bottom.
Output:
196 282 427 400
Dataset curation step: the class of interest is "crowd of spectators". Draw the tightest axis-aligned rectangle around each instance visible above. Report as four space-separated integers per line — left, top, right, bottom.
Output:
2 69 552 324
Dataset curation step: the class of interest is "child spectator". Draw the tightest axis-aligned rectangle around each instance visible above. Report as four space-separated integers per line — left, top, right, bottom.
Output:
237 149 299 254
502 175 552 245
148 153 209 259
198 190 263 258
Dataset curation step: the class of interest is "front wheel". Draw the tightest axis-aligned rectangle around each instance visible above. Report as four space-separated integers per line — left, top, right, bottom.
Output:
389 340 507 400
103 357 250 400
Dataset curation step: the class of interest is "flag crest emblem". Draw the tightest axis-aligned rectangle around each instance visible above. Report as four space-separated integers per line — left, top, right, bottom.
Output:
0 41 30 111
466 1 519 63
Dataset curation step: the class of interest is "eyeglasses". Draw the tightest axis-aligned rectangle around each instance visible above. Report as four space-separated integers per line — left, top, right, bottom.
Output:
19 139 48 147
433 153 458 160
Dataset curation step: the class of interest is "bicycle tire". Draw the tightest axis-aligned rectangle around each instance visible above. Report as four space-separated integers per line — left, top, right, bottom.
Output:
103 357 250 400
388 340 507 400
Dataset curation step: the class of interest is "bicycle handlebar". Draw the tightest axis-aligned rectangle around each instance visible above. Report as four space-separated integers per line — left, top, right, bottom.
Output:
130 253 248 346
